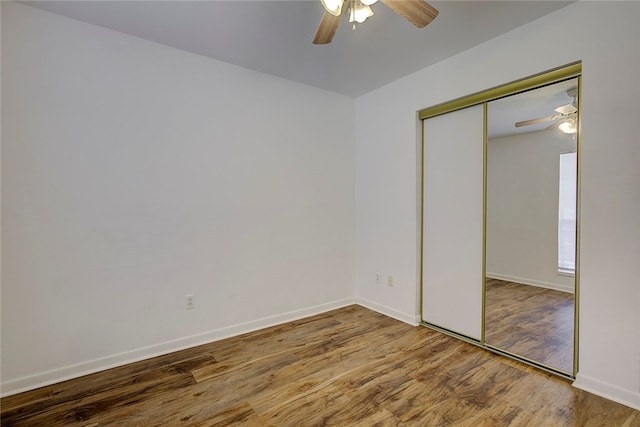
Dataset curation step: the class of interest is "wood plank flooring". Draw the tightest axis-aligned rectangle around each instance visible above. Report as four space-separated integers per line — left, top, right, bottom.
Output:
2 305 638 426
485 278 574 373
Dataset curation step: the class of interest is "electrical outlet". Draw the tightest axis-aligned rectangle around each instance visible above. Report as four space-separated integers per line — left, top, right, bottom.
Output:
376 272 381 284
387 275 394 287
185 294 195 310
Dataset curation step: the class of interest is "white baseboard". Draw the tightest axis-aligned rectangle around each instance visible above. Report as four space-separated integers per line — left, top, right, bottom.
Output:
573 373 640 410
486 272 574 294
356 298 420 326
1 297 356 397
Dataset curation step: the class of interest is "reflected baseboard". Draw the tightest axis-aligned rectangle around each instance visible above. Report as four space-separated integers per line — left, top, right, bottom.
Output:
486 272 574 293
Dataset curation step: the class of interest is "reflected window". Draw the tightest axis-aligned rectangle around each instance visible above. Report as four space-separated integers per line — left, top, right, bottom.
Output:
558 152 577 273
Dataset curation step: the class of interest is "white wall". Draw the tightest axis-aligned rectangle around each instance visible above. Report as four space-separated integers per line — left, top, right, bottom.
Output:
355 1 640 409
487 131 575 292
1 2 355 394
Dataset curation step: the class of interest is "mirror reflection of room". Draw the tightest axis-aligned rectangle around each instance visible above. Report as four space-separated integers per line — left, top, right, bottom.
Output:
485 78 578 374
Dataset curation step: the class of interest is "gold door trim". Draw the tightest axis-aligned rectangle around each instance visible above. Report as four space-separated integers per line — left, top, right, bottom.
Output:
419 62 581 379
419 62 582 120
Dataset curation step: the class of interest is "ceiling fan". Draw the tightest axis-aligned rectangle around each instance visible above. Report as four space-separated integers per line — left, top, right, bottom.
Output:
313 0 439 45
515 88 579 134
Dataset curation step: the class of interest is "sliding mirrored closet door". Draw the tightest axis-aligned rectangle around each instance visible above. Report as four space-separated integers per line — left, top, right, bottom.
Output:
485 78 579 375
420 63 580 378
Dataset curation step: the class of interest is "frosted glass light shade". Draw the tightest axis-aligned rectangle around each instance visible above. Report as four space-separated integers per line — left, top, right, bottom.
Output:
559 120 577 134
349 2 373 23
361 0 377 5
321 0 343 16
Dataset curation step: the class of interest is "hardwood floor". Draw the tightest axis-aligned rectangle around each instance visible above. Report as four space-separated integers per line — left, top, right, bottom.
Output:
2 305 638 426
485 278 574 373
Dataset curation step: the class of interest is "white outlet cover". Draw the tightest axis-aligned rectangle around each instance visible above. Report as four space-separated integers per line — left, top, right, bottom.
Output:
185 294 195 309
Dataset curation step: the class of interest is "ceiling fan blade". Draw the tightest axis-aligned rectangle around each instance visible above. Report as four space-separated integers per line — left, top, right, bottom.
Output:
546 121 561 131
554 103 577 115
313 5 345 44
379 0 439 28
515 115 555 128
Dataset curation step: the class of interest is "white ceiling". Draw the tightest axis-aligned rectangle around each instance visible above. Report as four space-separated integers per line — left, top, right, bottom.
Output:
22 0 574 98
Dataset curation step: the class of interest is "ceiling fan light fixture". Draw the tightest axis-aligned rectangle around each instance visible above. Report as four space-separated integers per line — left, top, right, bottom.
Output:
313 0 439 44
321 0 343 16
349 1 374 23
559 120 577 134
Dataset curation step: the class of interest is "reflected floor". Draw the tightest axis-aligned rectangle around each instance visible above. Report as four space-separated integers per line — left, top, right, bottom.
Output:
485 278 574 373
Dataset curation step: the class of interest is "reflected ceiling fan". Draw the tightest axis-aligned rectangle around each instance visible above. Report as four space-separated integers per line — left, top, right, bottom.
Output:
515 88 579 134
313 0 439 45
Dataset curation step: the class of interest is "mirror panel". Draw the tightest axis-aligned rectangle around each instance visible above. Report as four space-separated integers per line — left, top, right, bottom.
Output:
485 78 578 374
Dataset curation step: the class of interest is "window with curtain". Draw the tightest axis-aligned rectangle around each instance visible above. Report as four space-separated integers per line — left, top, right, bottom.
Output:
558 152 577 273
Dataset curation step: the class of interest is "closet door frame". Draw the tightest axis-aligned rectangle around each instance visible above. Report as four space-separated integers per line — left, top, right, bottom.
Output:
419 61 582 378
